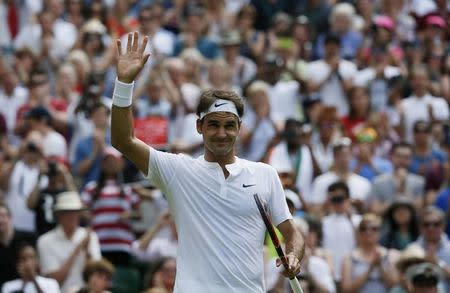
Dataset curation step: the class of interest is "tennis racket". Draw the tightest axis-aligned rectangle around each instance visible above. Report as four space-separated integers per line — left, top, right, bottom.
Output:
254 193 304 293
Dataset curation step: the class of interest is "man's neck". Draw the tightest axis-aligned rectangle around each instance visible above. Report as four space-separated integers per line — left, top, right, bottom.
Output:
62 226 76 240
414 91 427 98
204 151 236 178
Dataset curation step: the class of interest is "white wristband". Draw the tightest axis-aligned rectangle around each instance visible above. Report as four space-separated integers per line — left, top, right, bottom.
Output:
112 78 134 107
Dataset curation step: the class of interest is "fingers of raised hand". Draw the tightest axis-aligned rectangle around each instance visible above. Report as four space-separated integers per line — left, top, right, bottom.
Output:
127 33 132 53
133 31 139 51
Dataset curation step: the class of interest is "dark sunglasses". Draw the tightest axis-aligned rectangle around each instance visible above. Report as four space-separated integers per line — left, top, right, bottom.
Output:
422 221 442 228
330 195 347 204
359 225 380 232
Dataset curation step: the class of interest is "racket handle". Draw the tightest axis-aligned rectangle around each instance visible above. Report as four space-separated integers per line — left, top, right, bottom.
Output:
289 277 304 293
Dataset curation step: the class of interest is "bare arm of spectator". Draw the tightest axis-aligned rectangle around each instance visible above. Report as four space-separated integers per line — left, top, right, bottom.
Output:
341 254 374 293
138 210 171 250
43 231 91 284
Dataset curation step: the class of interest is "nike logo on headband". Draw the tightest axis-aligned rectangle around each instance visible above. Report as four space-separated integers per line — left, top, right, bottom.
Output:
214 102 227 107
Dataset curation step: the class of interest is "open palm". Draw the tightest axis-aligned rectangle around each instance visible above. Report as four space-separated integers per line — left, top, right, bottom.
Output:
116 32 151 83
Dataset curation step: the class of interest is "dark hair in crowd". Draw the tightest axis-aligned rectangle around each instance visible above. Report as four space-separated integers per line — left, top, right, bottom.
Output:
327 181 350 198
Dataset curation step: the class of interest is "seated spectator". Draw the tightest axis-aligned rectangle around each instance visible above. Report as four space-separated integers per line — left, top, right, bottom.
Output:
434 161 450 238
351 127 393 181
304 216 334 274
132 210 177 263
81 147 140 266
369 142 425 215
75 258 115 293
311 138 371 212
322 181 358 282
341 86 371 141
240 80 278 162
1 243 60 293
406 263 444 293
410 121 447 195
314 3 363 60
37 191 101 292
381 198 420 250
0 203 36 288
409 207 450 291
143 257 176 293
341 214 399 293
72 102 111 187
27 159 77 236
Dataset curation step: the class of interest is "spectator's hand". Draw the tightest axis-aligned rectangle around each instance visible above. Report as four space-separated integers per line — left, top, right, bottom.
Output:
370 250 382 270
255 101 270 121
116 32 150 83
329 57 340 73
276 253 301 279
78 229 91 251
156 210 172 229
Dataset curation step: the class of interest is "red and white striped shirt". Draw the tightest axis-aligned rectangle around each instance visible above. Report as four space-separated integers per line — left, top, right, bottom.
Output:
82 179 139 253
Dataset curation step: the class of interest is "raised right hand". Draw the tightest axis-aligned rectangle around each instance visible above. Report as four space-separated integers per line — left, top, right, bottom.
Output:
116 32 151 83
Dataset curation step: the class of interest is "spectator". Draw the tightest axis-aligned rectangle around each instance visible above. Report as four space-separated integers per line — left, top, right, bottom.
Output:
37 191 101 292
268 118 314 201
310 138 371 211
81 147 140 266
144 257 176 293
341 213 399 293
341 86 371 141
400 64 449 143
0 138 42 232
314 3 363 60
351 127 393 181
369 142 425 215
322 181 358 282
132 210 177 263
410 206 450 290
75 258 114 293
240 80 278 162
24 106 68 161
72 102 111 186
1 243 60 293
0 203 36 288
381 198 420 250
307 32 357 117
234 4 265 61
405 263 444 293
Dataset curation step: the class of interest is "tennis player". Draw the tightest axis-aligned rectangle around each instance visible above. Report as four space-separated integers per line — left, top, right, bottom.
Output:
111 32 305 292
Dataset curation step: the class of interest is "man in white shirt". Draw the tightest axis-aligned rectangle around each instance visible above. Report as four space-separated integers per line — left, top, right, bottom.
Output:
111 32 304 293
37 191 101 293
401 64 449 143
311 138 371 212
306 33 357 117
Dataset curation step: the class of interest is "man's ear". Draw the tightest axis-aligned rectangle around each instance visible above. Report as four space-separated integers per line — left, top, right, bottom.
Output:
196 119 203 134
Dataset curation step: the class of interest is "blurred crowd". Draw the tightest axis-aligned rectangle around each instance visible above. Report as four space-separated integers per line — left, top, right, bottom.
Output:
0 0 450 292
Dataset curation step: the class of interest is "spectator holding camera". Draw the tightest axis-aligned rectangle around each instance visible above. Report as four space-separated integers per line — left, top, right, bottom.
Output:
27 159 77 236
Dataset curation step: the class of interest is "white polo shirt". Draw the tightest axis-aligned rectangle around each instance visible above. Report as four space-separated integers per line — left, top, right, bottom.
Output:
1 276 60 293
146 147 292 293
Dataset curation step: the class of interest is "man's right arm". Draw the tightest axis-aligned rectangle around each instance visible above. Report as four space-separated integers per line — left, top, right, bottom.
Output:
111 32 151 175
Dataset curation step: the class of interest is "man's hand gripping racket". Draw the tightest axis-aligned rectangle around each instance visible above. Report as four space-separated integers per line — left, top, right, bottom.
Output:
254 194 304 293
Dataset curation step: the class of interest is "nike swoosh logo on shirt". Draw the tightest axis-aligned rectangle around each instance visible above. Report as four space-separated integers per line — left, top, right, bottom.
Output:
214 102 227 107
242 184 255 188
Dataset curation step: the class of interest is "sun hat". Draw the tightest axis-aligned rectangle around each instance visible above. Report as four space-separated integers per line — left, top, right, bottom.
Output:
53 191 85 212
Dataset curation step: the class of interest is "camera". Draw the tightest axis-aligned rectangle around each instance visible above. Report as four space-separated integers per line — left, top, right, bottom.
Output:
47 161 58 177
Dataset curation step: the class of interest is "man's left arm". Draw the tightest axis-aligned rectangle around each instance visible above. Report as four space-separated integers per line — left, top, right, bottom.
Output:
277 219 305 278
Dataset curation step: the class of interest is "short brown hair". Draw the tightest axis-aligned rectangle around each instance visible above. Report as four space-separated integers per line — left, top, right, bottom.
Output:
83 258 115 282
196 89 244 119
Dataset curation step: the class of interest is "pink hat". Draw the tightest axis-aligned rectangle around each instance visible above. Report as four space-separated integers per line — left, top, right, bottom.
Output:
374 15 395 31
425 15 446 28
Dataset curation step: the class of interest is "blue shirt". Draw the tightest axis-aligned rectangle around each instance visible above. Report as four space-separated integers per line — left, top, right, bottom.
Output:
410 149 447 175
314 30 363 60
173 37 220 59
350 157 393 181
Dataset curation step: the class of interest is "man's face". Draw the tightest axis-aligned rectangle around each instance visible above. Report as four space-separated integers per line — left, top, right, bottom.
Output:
411 71 429 94
29 74 50 98
90 271 112 292
324 42 340 58
57 211 81 230
197 112 240 158
392 146 412 169
421 214 445 243
334 146 351 170
328 189 349 214
17 246 38 279
0 207 11 235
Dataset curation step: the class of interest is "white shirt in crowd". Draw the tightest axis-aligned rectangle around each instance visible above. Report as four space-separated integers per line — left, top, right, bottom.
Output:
42 130 68 159
307 59 357 116
401 93 449 143
310 171 371 204
5 160 40 232
38 226 101 293
322 213 360 280
146 147 291 293
268 80 303 125
0 86 28 140
131 234 178 262
1 276 60 293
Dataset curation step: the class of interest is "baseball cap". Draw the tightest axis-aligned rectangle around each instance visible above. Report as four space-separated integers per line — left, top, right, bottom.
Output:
425 15 446 28
25 106 52 124
373 15 395 31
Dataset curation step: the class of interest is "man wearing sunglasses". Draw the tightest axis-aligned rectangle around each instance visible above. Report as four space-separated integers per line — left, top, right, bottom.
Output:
322 181 358 284
410 206 450 291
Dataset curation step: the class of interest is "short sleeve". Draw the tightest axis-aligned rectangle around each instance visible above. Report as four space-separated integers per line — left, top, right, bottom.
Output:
145 147 185 190
268 166 292 226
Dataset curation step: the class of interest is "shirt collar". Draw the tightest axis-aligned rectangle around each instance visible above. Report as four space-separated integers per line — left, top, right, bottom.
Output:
197 155 246 177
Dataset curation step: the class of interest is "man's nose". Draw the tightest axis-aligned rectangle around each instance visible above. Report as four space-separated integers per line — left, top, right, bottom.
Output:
217 126 227 137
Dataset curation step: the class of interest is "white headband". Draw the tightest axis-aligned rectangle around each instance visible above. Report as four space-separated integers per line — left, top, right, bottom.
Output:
199 99 239 119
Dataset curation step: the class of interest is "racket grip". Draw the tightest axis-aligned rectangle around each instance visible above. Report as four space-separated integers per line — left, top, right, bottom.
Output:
289 277 304 293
